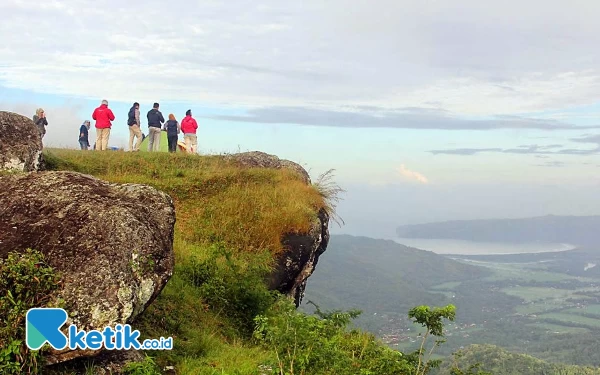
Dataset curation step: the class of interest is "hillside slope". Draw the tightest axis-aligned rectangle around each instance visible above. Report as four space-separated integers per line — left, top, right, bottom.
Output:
301 235 489 332
438 344 600 375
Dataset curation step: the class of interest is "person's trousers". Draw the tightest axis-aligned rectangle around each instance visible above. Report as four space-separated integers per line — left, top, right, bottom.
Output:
79 140 89 150
128 125 143 151
167 135 178 153
184 134 197 153
95 128 110 151
148 127 162 151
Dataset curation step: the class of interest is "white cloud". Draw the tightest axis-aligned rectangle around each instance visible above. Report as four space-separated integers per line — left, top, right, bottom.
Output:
397 164 429 184
2 0 600 116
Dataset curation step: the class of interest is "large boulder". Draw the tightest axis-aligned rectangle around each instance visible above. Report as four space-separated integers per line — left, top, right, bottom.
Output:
0 111 44 171
224 151 330 307
0 171 175 364
224 151 311 184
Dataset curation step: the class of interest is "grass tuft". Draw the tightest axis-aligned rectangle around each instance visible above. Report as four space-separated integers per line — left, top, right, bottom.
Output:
313 169 346 227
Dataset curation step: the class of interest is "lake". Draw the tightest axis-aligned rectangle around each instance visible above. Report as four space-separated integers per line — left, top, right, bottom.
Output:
390 237 576 255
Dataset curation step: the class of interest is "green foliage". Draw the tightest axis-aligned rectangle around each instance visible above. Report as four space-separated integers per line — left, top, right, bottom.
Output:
182 243 277 337
0 249 61 374
122 355 162 375
438 344 600 375
254 298 415 375
409 305 456 337
408 305 456 375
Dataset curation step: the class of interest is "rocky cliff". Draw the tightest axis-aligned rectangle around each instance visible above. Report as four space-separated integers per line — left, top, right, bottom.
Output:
225 151 330 307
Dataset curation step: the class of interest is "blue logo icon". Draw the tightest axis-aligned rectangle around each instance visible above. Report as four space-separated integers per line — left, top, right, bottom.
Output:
26 308 69 350
25 308 173 351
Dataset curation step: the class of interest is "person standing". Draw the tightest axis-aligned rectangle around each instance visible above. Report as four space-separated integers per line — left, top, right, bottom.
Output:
78 120 91 150
32 108 48 140
92 99 115 151
147 102 165 151
180 109 198 153
163 114 181 153
127 102 143 151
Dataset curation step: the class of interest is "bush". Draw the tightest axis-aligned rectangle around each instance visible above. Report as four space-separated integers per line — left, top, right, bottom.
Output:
123 355 162 375
182 243 277 337
0 249 61 374
253 299 414 375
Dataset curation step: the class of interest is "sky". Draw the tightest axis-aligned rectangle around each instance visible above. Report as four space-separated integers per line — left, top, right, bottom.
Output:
2 0 600 238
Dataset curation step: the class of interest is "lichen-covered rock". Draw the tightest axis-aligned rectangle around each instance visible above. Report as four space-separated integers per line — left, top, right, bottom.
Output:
269 208 330 307
0 171 175 364
0 111 44 171
224 151 311 184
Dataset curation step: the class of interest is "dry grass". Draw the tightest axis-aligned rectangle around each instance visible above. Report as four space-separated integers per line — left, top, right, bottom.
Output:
44 149 325 256
313 168 346 227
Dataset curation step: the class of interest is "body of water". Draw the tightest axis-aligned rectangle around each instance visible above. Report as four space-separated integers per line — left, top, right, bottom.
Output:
389 237 576 255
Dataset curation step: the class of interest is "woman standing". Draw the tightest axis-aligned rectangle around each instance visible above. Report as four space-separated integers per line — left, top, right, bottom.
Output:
79 120 91 150
32 108 48 139
163 114 181 153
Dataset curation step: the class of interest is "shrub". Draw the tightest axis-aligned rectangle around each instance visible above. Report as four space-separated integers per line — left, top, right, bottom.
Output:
0 249 61 374
122 355 162 375
182 243 277 337
253 299 414 375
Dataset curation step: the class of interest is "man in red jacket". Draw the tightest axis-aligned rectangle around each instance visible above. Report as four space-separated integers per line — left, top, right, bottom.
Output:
180 109 198 153
92 99 115 151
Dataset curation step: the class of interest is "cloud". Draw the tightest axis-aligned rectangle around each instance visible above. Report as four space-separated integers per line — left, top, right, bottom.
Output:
209 106 597 130
397 164 429 184
534 161 566 167
430 141 600 156
2 0 600 117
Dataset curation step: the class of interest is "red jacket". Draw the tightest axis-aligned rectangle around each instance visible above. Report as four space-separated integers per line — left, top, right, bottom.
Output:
181 115 198 134
92 104 115 129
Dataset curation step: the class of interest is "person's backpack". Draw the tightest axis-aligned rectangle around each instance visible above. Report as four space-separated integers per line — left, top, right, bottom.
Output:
127 107 136 126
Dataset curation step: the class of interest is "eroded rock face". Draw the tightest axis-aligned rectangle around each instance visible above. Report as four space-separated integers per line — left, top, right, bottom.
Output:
0 171 175 364
0 111 44 172
269 208 330 307
225 151 330 307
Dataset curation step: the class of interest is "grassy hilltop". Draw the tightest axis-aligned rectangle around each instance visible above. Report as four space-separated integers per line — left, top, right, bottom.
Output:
43 149 325 373
40 149 436 375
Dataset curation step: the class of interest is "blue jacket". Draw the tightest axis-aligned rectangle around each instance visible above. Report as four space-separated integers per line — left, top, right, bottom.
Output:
164 120 179 137
79 124 88 142
147 109 165 128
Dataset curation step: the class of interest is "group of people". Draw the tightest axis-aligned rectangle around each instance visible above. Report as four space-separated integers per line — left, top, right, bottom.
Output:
74 99 199 153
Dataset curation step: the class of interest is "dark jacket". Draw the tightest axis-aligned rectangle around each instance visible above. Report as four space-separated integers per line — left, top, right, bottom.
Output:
147 109 165 128
79 125 89 143
164 120 180 137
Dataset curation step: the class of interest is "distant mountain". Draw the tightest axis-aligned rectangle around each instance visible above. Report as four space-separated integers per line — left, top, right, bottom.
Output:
396 215 600 246
302 235 488 331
